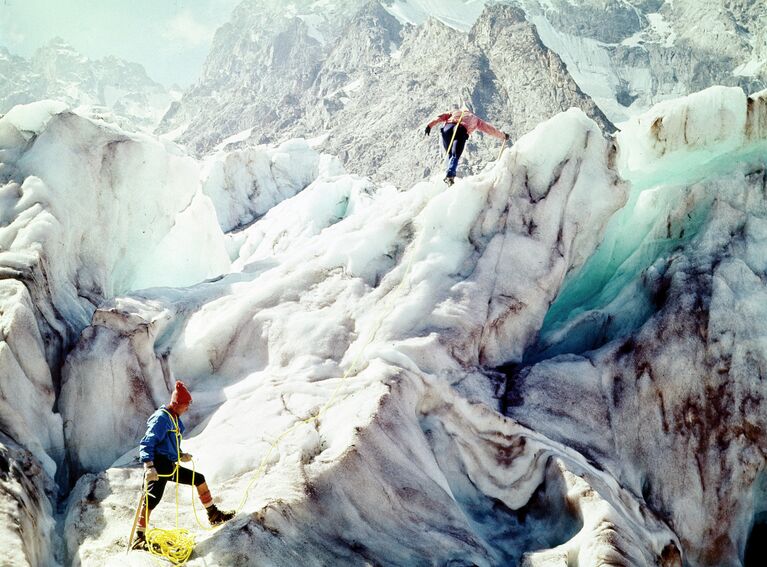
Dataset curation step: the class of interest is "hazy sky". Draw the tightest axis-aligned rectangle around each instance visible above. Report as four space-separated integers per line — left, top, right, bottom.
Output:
0 0 242 86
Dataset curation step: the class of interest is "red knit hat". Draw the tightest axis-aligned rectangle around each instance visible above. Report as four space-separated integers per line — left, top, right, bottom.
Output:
171 381 192 406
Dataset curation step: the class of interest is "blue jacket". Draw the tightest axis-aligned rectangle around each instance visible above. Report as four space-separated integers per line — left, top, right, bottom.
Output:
139 405 186 463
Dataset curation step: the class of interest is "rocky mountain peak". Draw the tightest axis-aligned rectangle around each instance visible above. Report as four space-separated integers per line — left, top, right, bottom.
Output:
39 36 79 52
159 0 611 188
522 0 767 121
1 41 172 130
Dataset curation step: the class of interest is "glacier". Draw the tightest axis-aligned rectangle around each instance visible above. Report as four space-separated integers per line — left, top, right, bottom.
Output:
1 81 767 567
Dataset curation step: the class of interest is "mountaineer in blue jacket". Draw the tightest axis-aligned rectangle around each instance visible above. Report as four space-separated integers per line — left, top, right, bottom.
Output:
131 381 234 551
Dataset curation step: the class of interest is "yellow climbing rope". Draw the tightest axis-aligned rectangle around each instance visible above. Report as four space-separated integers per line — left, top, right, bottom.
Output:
144 527 195 566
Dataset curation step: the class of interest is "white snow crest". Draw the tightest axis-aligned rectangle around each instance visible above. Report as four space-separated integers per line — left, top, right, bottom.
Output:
0 100 68 137
201 138 343 233
616 86 754 181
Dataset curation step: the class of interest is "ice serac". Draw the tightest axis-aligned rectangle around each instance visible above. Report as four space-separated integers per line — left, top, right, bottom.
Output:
0 434 58 567
0 100 230 343
0 100 230 563
201 138 344 232
512 87 767 567
61 107 653 566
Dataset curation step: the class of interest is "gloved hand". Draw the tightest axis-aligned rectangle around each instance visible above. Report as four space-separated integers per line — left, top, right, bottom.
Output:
180 452 192 463
424 126 431 136
144 465 159 482
504 132 510 141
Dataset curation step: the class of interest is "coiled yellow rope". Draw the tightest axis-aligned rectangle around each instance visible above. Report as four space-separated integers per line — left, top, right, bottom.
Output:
142 410 197 565
145 526 195 565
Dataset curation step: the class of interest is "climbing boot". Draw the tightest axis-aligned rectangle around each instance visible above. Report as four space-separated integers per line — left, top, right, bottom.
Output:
207 504 235 526
131 530 147 551
443 176 455 186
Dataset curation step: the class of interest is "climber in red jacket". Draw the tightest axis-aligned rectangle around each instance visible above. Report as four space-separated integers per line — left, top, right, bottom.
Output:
425 108 509 186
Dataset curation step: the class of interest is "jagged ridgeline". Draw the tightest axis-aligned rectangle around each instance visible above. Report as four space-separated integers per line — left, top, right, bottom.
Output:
1 0 767 566
0 39 174 130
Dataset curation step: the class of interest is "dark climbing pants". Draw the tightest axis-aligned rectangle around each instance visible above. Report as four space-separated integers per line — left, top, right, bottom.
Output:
440 123 468 178
146 456 206 511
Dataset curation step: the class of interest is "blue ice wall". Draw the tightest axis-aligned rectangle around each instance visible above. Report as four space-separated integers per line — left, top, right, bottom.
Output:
529 145 767 362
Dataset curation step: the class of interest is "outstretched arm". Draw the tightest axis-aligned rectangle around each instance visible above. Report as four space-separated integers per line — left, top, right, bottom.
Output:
476 117 508 141
426 112 452 129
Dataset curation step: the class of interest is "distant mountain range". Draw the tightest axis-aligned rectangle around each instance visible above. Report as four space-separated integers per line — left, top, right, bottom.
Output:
0 38 176 130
